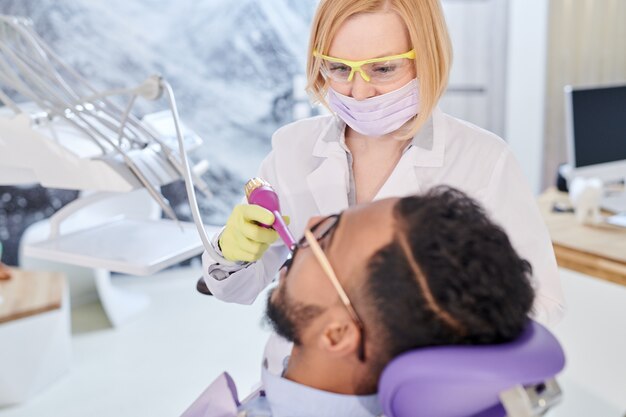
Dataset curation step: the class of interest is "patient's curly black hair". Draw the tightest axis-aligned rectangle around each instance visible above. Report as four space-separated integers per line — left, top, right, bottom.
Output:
363 186 535 368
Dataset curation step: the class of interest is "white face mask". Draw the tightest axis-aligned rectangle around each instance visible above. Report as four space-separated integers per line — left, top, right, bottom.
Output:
327 79 421 137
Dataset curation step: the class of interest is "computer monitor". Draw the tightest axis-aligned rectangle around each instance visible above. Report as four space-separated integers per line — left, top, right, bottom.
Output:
565 84 626 183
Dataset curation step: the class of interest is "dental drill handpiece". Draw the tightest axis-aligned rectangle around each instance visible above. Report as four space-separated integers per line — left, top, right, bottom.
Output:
244 178 296 251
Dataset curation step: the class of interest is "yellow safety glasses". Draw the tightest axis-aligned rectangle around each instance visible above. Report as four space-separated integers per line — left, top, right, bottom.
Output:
314 49 415 83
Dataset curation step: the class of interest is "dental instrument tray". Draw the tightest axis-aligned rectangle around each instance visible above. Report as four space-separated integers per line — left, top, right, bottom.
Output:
23 218 218 276
0 15 217 277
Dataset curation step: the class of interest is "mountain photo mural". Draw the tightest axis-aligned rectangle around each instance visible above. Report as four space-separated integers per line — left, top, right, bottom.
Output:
0 0 318 265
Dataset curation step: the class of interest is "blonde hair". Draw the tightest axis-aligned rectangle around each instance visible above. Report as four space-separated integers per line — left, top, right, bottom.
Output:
306 0 452 139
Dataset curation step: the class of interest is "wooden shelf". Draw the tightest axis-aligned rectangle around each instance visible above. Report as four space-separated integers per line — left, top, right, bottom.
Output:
0 269 65 324
538 188 626 286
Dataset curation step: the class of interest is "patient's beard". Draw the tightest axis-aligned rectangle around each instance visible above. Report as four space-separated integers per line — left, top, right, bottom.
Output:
265 285 323 346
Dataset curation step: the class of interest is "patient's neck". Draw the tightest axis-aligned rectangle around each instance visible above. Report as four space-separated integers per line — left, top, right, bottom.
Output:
283 346 377 395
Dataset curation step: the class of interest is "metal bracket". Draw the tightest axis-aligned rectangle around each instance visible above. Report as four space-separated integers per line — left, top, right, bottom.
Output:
500 378 563 417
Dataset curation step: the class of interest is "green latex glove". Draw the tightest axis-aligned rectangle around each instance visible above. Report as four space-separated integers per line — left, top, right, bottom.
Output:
219 204 290 263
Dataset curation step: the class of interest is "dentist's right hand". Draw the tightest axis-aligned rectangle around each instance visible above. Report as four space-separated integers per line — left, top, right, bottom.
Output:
218 204 287 263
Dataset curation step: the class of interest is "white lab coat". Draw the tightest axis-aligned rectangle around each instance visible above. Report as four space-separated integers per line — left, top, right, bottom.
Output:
203 108 565 328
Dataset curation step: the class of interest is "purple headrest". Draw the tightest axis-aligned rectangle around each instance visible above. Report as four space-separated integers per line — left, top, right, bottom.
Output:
378 321 565 417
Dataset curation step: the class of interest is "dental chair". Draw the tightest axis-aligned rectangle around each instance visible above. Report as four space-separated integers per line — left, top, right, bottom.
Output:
379 321 565 417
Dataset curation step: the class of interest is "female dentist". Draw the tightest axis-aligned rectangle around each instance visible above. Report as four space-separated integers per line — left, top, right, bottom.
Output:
203 0 564 350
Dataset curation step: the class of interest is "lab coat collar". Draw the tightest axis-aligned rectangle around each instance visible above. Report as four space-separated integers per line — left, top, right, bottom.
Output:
306 154 351 214
307 116 351 214
311 114 347 158
262 368 381 417
307 109 445 212
412 107 445 167
311 108 445 168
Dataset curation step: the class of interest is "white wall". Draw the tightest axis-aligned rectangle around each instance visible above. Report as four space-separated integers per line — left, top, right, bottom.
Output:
542 0 626 191
504 0 550 195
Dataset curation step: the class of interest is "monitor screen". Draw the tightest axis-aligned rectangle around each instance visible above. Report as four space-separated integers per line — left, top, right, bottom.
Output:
570 85 626 168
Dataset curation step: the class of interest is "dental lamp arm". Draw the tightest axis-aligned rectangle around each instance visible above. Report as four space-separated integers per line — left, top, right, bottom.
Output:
1 16 215 227
161 79 217 256
80 74 213 198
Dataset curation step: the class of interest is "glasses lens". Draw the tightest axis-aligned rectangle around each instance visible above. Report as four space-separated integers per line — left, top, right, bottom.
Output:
320 61 352 82
283 215 334 276
320 57 412 84
310 215 339 243
363 58 411 83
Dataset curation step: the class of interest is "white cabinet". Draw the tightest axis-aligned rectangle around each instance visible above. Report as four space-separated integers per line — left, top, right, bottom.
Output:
440 0 509 137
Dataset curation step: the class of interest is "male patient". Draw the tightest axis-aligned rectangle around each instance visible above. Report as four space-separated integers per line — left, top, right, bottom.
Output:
182 186 535 417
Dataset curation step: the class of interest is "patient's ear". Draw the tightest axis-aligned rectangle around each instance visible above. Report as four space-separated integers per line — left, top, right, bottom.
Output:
318 316 360 358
